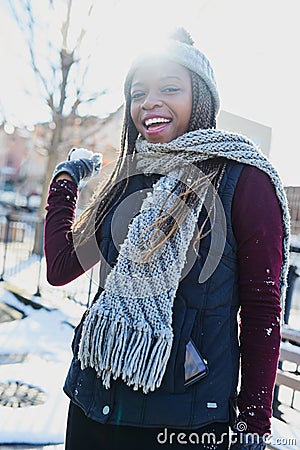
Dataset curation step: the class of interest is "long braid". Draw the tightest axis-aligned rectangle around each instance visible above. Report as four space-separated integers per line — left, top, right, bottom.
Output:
73 98 137 244
189 71 216 131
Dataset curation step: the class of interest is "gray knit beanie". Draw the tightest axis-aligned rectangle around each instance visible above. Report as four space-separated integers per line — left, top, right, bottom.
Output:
124 28 220 115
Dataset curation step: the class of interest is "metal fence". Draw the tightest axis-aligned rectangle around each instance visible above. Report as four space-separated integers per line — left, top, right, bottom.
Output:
0 212 98 316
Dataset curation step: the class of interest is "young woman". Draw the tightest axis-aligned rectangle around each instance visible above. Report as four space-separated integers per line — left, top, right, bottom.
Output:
44 29 290 450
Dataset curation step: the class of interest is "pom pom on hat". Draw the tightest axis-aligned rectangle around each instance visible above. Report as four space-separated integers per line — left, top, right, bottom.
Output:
170 27 194 46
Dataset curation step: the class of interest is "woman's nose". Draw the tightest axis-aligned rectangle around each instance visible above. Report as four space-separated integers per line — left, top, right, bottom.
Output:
141 92 163 110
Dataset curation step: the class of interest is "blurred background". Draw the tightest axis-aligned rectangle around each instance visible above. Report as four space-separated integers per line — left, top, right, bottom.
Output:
0 0 299 448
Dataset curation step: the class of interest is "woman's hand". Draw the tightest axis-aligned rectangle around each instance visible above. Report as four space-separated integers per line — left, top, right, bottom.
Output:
52 147 102 186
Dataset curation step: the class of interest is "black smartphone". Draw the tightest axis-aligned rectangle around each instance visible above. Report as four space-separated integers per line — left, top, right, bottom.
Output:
184 339 208 387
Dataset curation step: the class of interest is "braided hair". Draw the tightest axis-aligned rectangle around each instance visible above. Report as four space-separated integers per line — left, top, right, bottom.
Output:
189 71 216 130
170 27 216 131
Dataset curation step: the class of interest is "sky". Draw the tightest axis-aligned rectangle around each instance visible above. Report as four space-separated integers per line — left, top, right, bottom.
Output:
0 0 299 185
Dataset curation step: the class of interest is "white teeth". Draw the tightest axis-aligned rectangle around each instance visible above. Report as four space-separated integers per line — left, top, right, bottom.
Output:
145 117 171 127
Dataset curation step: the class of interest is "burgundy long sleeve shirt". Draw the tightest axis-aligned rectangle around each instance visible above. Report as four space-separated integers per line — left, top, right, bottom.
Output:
44 165 283 435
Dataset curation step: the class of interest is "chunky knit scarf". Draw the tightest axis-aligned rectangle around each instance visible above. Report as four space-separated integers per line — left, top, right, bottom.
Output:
78 129 290 394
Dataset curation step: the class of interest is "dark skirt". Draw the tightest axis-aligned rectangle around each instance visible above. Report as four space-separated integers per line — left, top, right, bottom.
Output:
65 401 229 450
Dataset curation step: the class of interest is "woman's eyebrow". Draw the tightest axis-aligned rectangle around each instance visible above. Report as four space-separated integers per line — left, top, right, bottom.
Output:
131 75 182 89
159 75 182 82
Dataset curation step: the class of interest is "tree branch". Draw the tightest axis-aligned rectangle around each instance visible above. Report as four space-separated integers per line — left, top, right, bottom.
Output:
23 1 54 102
61 0 72 50
70 97 81 116
58 48 75 114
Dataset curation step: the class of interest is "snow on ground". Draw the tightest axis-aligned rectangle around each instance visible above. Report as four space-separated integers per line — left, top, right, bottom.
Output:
0 286 73 445
1 254 98 329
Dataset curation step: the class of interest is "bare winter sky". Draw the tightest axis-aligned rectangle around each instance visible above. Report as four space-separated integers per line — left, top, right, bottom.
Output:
0 0 299 185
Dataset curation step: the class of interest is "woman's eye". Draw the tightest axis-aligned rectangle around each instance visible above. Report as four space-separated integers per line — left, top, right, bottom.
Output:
131 91 145 100
161 86 180 93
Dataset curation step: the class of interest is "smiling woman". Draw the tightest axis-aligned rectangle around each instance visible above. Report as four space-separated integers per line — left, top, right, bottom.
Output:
44 27 289 450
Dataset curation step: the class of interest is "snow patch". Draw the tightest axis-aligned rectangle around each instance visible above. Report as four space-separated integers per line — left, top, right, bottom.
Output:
0 287 73 444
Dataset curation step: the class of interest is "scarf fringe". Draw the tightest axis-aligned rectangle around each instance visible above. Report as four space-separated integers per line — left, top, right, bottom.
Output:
78 307 173 394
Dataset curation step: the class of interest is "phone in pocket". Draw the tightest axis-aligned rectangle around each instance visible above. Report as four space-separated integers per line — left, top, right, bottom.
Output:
184 339 208 387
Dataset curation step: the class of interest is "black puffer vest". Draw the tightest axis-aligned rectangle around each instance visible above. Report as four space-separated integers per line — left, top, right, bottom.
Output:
64 160 244 429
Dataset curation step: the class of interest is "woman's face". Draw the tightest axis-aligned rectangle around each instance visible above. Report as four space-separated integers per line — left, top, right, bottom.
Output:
130 59 193 144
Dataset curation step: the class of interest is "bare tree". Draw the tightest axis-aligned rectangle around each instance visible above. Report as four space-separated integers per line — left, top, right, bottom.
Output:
8 0 107 252
9 0 106 209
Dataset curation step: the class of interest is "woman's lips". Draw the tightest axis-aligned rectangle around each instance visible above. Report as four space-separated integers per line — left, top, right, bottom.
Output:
144 121 172 136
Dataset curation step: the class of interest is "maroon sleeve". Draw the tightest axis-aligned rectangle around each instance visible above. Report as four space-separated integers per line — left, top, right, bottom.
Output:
232 165 283 435
44 179 99 286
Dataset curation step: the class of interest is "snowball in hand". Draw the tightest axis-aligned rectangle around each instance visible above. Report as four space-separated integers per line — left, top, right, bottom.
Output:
68 147 102 166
